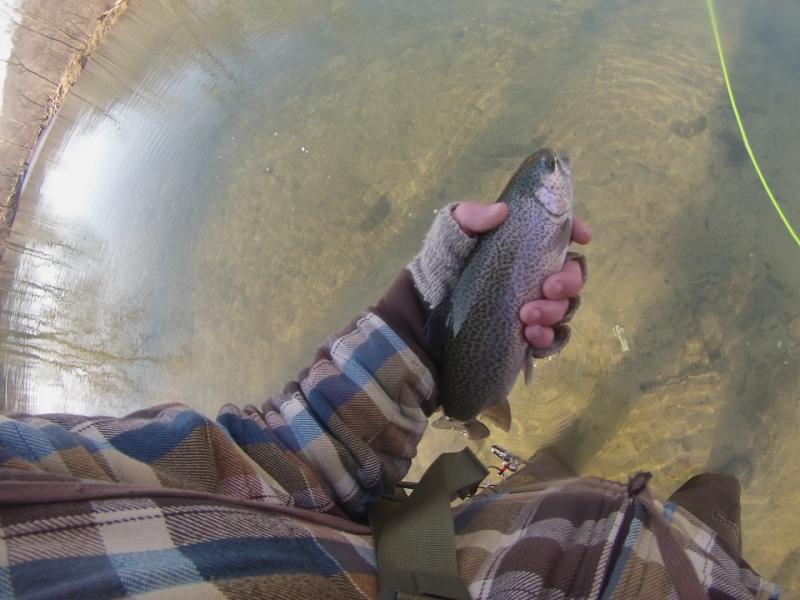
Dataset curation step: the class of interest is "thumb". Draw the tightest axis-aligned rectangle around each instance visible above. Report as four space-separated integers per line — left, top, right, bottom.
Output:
452 202 508 237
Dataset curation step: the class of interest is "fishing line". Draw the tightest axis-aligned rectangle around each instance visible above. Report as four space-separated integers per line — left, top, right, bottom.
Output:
706 0 800 249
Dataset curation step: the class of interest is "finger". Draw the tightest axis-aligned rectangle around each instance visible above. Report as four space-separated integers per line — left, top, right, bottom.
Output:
571 217 592 245
542 260 584 299
520 299 570 326
525 325 555 349
452 202 508 237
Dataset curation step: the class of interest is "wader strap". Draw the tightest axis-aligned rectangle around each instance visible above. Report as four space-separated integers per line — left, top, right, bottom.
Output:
369 449 488 600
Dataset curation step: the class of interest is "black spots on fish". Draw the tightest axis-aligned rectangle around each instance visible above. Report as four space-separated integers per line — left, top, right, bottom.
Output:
440 214 567 422
359 194 392 231
439 149 571 421
670 115 708 139
515 173 539 199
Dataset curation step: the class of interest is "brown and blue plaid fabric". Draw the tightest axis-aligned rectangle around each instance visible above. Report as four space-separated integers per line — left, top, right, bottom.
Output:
0 303 781 598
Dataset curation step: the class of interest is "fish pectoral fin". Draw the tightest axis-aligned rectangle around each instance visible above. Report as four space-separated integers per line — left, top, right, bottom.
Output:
524 345 535 386
481 398 512 432
531 324 571 359
424 296 452 355
566 251 588 285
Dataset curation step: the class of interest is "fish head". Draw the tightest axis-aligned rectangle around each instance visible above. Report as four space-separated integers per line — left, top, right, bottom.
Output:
503 148 573 221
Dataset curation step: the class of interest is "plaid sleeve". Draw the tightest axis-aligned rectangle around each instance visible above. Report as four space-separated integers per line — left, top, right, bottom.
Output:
602 498 782 600
0 310 434 519
218 311 434 517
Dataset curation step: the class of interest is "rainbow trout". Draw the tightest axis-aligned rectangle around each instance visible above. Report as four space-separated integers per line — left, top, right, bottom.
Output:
432 149 575 439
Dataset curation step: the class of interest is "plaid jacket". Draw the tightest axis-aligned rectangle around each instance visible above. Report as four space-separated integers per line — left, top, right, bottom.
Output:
0 272 781 599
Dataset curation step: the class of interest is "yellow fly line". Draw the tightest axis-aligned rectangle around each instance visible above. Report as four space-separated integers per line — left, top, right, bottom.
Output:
706 0 800 249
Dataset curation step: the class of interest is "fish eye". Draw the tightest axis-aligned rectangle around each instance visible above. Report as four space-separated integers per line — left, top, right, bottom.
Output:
547 157 556 172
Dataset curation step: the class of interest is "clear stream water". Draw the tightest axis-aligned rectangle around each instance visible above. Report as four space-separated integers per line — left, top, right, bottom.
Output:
1 0 798 589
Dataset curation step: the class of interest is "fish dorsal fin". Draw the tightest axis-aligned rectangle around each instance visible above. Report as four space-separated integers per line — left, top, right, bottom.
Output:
481 398 512 432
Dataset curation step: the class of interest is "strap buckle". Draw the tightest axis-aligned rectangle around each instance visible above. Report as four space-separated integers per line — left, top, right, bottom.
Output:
369 448 488 600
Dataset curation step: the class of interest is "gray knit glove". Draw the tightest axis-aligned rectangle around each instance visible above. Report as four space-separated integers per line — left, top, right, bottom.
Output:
407 203 477 310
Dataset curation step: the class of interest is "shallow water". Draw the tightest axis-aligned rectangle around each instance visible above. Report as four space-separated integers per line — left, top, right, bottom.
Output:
1 0 799 589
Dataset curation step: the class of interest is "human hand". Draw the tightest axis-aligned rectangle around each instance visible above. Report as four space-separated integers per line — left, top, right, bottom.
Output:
451 201 591 351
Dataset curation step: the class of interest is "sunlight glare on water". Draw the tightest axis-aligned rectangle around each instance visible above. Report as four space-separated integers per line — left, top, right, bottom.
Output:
0 0 798 589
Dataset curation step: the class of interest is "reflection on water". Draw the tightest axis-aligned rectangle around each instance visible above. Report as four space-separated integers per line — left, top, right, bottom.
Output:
1 0 798 589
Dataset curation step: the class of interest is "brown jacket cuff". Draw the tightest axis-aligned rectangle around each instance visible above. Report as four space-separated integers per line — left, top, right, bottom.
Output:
371 269 439 415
